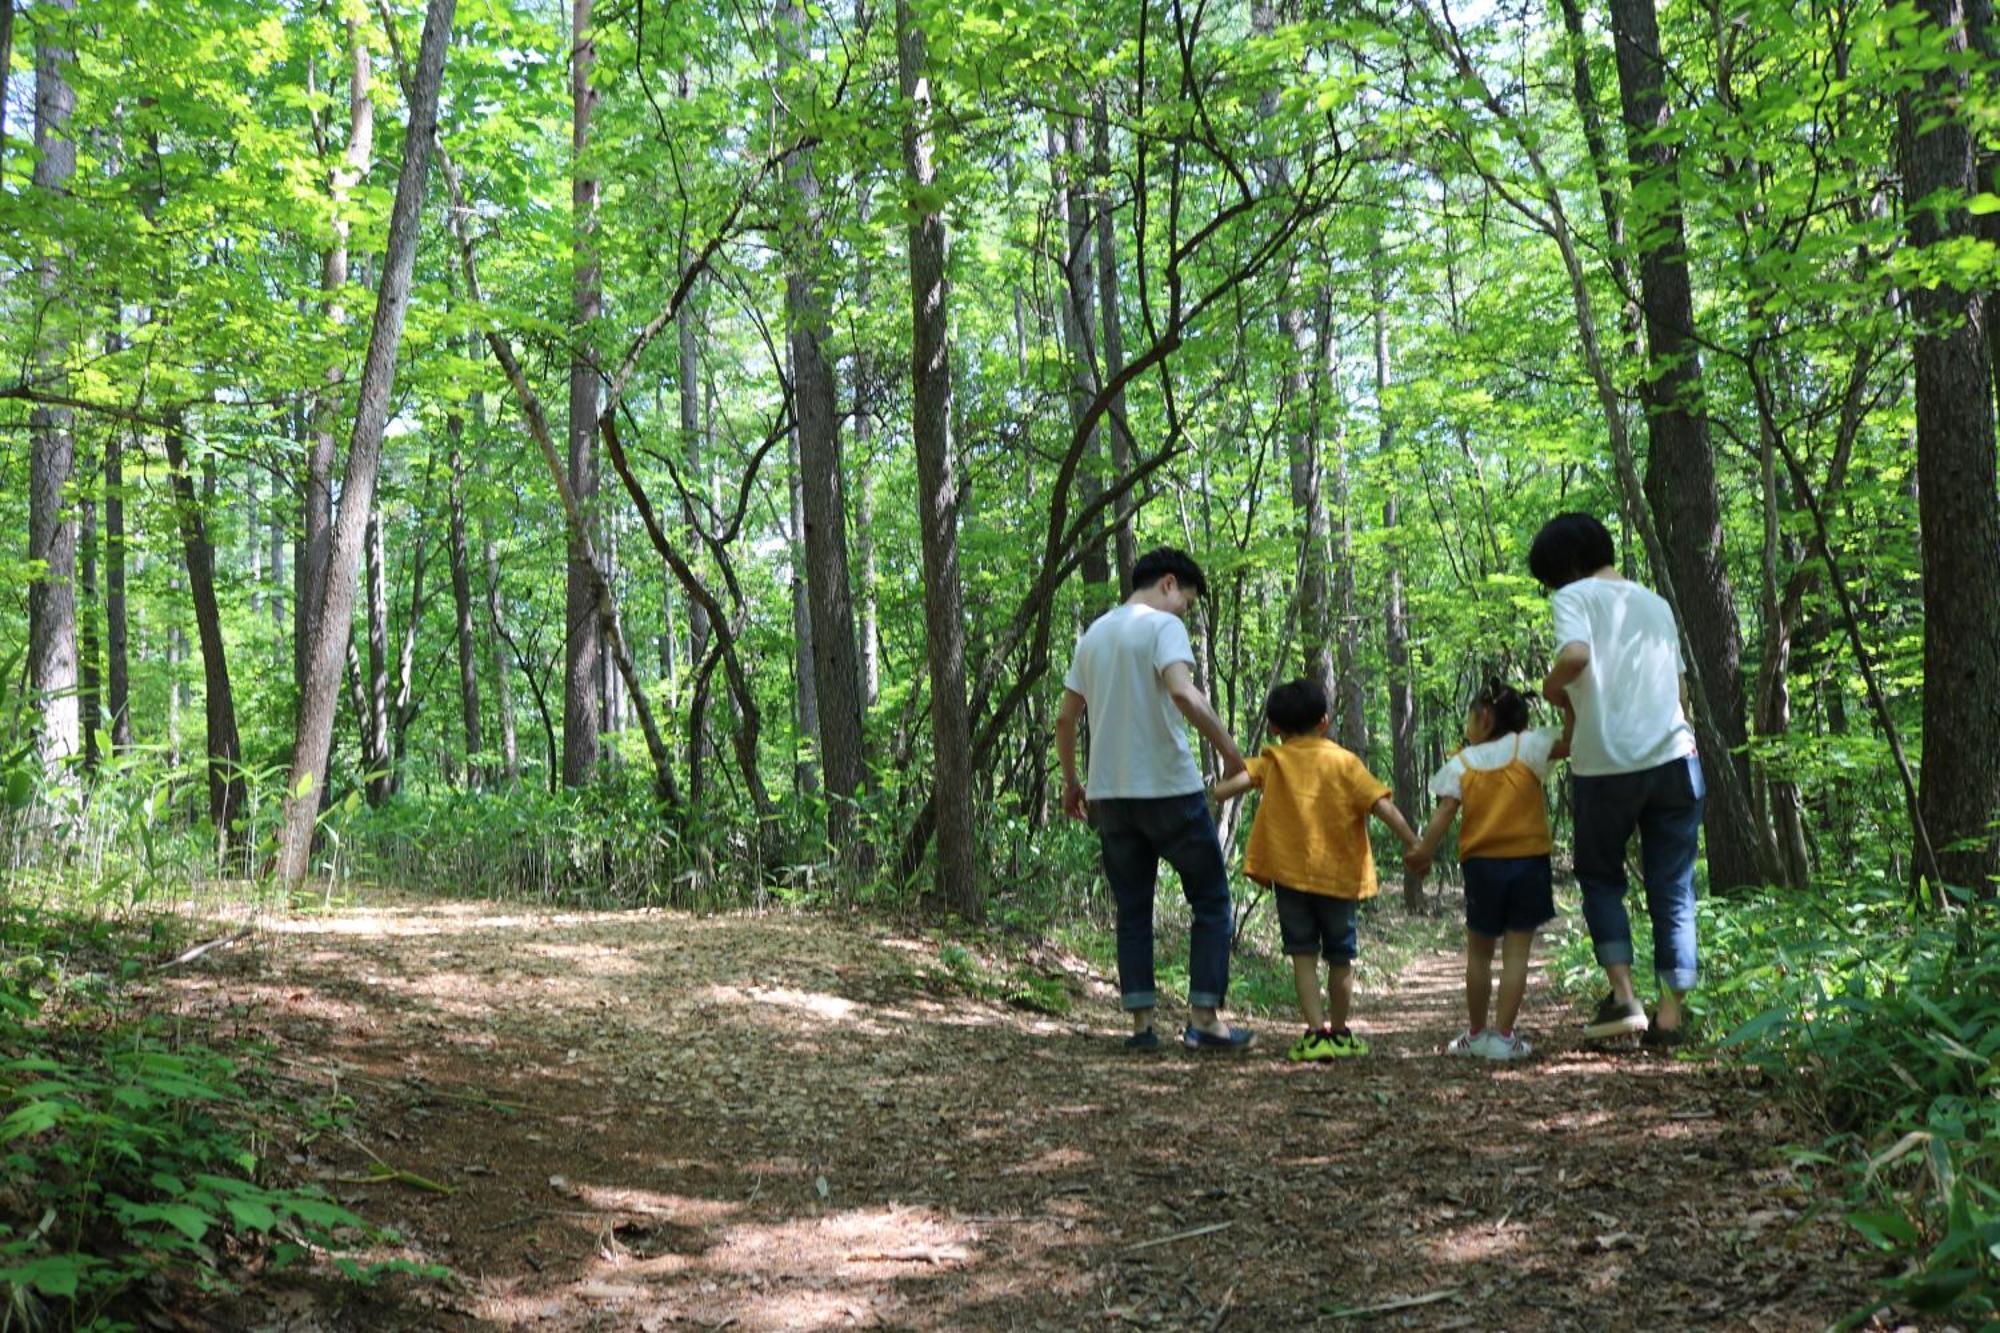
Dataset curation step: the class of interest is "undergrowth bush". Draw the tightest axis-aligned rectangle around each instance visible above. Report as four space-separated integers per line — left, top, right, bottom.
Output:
1553 876 1998 1324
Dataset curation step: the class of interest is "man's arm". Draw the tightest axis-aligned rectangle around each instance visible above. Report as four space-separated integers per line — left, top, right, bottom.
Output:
1161 661 1247 777
1055 688 1088 820
1542 640 1590 708
1551 700 1576 760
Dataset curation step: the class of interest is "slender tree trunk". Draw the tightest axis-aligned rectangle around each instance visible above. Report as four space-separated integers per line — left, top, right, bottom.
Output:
268 466 286 633
1608 0 1763 890
1094 96 1137 582
1374 266 1421 909
277 0 456 883
0 1 14 178
27 0 79 777
79 485 100 773
1900 0 2000 895
364 509 392 803
1316 287 1367 758
449 434 482 788
675 212 712 780
897 0 980 919
390 506 428 791
853 181 881 710
105 430 130 752
1055 120 1110 611
776 0 868 846
564 0 603 787
482 529 519 785
163 418 247 834
302 21 373 704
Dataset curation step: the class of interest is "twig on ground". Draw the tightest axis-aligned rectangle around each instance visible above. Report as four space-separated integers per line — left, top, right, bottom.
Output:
1121 1221 1232 1252
1322 1288 1460 1318
152 929 254 972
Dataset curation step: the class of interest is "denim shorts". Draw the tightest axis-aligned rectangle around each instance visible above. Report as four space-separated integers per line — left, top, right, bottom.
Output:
1274 885 1359 963
1462 855 1556 939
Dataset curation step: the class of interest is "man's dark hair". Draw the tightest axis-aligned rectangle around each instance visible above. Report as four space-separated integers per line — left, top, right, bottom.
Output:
1473 678 1531 736
1528 512 1616 589
1130 547 1208 599
1265 678 1329 737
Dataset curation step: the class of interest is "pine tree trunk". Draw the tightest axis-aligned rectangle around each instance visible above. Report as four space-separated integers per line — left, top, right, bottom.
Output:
897 0 981 920
277 0 456 883
1900 0 2000 895
1608 0 1764 890
302 22 372 704
163 418 246 835
563 0 602 787
27 0 79 777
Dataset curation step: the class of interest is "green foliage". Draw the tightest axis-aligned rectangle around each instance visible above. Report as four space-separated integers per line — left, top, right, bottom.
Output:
0 914 430 1325
1552 882 2000 1321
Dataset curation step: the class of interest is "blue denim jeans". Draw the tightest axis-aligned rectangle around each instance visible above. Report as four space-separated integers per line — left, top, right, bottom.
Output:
1571 754 1705 992
1091 792 1233 1010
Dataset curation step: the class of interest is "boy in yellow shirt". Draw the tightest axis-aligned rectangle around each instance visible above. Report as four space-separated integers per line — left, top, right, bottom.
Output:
1213 680 1421 1062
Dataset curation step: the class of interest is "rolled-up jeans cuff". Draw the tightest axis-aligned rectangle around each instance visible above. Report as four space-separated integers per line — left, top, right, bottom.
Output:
1121 990 1157 1011
1657 969 1697 994
1186 990 1222 1010
1594 940 1635 968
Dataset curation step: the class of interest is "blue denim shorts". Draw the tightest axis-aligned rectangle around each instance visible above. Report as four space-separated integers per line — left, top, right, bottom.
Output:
1274 885 1359 963
1462 855 1556 939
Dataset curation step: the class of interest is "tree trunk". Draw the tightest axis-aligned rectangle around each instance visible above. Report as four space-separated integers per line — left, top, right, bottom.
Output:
269 465 286 633
787 423 821 795
27 0 79 777
277 0 456 884
854 185 881 710
448 433 482 787
1374 268 1421 910
1900 0 2000 895
776 0 868 847
302 21 373 704
163 418 247 834
1608 0 1764 890
1094 96 1138 582
364 509 393 804
564 0 602 787
1055 119 1110 611
482 529 520 785
897 0 981 919
105 430 130 752
675 216 712 779
0 1 14 178
1317 287 1367 758
79 485 100 773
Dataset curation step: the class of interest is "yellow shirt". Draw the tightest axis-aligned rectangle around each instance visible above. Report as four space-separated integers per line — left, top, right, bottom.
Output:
1241 737 1391 900
1457 734 1554 859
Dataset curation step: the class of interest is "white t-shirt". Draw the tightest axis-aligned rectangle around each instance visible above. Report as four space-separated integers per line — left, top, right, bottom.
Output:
1428 726 1562 800
1062 604 1205 799
1549 576 1697 776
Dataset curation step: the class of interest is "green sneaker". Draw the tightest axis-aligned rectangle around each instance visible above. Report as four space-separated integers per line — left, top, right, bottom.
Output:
1286 1028 1337 1063
1325 1029 1370 1058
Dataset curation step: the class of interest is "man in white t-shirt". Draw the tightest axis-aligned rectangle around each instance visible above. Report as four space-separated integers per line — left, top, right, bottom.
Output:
1531 513 1706 1048
1055 548 1255 1053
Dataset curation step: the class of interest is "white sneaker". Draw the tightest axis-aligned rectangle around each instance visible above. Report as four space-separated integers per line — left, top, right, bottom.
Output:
1446 1028 1486 1056
1474 1030 1532 1060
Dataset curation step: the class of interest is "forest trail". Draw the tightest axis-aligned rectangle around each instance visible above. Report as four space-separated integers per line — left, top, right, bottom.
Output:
164 895 1891 1331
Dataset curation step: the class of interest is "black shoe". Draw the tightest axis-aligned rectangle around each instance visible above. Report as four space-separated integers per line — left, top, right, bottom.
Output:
1583 994 1649 1038
1125 1028 1162 1052
1640 1022 1691 1051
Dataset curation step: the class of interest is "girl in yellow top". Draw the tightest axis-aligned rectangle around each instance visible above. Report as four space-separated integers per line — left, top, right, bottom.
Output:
1406 681 1573 1061
1213 679 1421 1063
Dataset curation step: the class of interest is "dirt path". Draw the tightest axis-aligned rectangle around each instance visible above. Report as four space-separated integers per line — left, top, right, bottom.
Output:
164 897 1894 1331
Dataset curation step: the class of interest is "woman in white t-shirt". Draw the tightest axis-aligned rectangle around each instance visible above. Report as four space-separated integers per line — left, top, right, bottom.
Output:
1529 513 1705 1049
1406 681 1572 1060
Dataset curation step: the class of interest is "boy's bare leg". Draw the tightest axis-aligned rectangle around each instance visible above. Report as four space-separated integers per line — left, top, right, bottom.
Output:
1325 963 1355 1031
1495 931 1534 1033
1291 957 1326 1030
1465 932 1496 1032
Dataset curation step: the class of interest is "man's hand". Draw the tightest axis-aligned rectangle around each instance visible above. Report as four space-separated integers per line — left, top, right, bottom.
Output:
1404 848 1433 877
1542 641 1589 707
1062 779 1089 822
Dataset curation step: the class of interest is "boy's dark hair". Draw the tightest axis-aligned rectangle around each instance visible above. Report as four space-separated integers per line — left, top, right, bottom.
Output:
1266 678 1329 737
1473 678 1531 736
1528 512 1617 589
1130 547 1208 600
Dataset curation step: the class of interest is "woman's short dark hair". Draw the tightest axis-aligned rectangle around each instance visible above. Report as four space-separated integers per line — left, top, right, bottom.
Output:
1130 547 1208 599
1528 512 1616 589
1473 679 1531 736
1266 679 1329 737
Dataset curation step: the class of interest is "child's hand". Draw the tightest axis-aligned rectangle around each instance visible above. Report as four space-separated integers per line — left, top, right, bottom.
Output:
1403 848 1433 877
